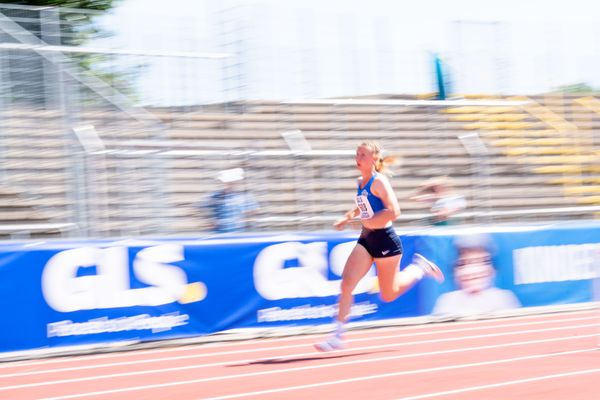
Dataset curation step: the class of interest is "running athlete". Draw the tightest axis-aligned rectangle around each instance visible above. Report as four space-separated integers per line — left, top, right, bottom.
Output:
315 141 444 351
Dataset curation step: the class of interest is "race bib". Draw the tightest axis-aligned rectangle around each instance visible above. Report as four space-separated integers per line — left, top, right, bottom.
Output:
356 194 374 219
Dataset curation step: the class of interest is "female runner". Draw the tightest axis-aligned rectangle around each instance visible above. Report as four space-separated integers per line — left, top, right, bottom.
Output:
316 141 444 351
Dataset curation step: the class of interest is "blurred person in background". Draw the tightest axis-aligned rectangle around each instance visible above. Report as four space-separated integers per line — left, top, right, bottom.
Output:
315 141 444 351
204 168 258 234
432 233 521 317
410 176 466 226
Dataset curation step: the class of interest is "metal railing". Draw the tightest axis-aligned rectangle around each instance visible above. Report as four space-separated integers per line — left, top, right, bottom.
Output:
0 4 229 238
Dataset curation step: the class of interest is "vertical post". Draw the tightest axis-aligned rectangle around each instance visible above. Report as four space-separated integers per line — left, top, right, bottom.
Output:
149 134 169 236
458 131 491 223
58 56 87 237
433 53 446 100
73 125 109 236
216 5 246 105
40 7 61 110
40 7 88 237
0 49 8 185
282 128 312 231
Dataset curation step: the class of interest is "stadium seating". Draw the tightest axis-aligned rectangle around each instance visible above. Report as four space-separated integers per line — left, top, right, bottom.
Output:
449 94 599 207
0 94 598 238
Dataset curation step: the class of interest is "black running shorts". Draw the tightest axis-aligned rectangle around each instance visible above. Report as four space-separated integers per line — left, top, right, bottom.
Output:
357 226 403 258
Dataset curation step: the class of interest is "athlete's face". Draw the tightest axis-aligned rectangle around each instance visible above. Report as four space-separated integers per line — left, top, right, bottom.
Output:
454 248 495 294
355 145 376 171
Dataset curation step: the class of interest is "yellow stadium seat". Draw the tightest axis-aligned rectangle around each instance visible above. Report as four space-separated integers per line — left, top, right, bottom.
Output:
462 93 499 99
531 138 571 146
564 186 600 195
510 147 582 156
576 196 600 205
482 106 519 114
449 115 482 122
464 122 533 130
480 114 527 122
416 93 437 100
504 147 582 156
492 138 570 146
527 155 597 164
491 138 528 146
480 130 543 138
534 165 584 174
549 177 600 185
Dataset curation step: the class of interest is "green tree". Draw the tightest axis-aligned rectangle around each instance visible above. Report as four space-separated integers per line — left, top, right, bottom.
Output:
553 83 598 93
1 1 118 46
1 1 115 13
1 1 131 106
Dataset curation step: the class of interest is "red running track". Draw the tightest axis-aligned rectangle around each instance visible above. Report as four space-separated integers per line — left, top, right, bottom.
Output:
1 309 599 400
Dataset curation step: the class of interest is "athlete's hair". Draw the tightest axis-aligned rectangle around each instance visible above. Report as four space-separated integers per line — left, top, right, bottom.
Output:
358 141 399 175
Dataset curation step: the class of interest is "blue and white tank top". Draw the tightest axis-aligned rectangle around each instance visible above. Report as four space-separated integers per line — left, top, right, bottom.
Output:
355 173 385 219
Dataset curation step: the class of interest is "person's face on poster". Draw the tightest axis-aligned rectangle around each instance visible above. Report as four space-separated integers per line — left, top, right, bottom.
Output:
454 248 495 294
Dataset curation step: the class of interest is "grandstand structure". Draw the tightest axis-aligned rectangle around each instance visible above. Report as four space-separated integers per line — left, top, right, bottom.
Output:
1 94 599 238
0 4 599 239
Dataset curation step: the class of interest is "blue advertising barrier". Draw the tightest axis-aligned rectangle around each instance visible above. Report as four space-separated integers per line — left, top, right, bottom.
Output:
0 222 598 354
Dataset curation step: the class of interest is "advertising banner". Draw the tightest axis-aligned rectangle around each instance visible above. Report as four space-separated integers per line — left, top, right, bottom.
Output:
0 222 598 354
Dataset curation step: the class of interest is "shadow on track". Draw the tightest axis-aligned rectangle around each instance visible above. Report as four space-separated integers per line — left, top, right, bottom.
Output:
227 349 395 367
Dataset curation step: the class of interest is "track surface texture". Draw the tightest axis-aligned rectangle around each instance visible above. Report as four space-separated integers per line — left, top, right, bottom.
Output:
1 309 599 400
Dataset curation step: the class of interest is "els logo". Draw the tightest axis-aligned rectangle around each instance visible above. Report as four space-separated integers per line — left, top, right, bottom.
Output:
41 244 206 313
253 241 377 300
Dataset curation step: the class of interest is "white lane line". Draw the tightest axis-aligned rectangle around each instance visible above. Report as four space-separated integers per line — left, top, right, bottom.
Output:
395 368 600 400
1 310 595 370
1 319 596 379
2 333 595 392
36 348 597 400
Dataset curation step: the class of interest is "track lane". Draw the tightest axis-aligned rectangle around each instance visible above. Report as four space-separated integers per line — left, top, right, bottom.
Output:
0 309 597 400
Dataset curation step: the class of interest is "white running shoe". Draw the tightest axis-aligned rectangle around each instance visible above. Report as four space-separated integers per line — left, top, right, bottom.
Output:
413 253 445 283
314 336 344 352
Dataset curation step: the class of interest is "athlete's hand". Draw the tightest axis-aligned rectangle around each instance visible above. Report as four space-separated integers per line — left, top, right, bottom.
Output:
333 218 347 230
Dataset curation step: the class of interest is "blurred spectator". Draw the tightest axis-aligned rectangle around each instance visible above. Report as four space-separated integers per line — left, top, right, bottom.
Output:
432 233 521 316
410 176 466 226
204 168 258 233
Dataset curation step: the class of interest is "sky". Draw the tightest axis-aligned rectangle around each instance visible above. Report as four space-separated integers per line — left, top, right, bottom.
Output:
96 0 600 105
